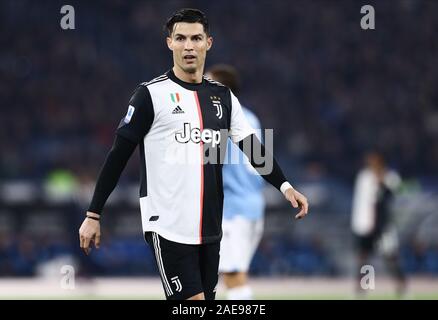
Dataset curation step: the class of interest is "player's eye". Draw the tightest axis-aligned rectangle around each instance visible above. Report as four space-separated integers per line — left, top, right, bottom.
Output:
175 36 184 41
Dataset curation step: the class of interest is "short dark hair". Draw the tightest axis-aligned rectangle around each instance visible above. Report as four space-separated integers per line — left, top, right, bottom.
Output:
207 64 240 95
165 8 210 36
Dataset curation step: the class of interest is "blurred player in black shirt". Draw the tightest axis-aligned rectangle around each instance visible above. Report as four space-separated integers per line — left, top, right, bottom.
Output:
351 151 407 297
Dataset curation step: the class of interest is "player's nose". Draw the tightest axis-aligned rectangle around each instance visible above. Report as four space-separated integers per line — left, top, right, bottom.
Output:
184 39 194 50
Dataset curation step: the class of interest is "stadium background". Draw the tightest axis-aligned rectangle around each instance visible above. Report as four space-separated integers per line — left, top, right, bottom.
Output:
0 0 437 299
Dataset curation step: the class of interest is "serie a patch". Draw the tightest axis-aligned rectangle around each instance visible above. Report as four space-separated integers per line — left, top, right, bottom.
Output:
124 105 135 123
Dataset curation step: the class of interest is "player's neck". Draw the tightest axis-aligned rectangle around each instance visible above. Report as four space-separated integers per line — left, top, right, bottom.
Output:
172 66 203 84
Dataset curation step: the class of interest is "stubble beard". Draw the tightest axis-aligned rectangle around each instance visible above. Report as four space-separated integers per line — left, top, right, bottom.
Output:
182 63 197 74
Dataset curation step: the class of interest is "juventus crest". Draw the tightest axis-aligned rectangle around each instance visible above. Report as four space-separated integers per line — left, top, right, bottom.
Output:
210 96 223 119
171 276 182 292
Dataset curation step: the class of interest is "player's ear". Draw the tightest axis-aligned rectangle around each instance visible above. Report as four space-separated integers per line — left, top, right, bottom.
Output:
206 36 213 51
166 36 173 50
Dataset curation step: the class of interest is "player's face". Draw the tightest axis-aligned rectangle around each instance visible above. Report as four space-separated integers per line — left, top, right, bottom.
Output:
365 153 384 172
167 22 212 74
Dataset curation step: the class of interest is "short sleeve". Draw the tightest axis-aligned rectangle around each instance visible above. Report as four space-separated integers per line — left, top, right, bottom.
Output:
116 85 154 143
229 91 255 143
385 170 402 192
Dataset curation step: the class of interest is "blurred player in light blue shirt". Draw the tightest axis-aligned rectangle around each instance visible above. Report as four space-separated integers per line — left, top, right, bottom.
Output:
223 110 265 221
207 65 265 300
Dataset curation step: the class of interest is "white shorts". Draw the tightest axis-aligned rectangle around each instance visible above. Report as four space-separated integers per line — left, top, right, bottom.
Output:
219 215 264 273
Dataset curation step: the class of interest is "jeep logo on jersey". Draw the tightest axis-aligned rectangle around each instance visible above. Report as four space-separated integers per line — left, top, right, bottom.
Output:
175 123 221 147
210 96 223 119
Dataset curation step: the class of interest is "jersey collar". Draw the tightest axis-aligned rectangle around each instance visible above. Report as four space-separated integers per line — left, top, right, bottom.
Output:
167 69 205 91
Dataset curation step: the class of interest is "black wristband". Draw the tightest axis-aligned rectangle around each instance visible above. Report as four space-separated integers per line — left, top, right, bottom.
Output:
86 216 100 221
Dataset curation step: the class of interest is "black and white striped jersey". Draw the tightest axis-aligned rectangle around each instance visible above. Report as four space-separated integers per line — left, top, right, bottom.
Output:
117 69 255 244
351 168 401 236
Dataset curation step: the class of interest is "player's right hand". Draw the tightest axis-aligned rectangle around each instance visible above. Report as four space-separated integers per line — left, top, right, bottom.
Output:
79 211 101 255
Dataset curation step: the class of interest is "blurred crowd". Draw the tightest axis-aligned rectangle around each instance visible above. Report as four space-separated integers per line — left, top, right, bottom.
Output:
1 0 437 184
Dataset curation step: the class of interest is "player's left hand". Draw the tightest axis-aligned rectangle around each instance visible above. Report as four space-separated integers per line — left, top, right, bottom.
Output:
79 212 101 255
284 187 309 220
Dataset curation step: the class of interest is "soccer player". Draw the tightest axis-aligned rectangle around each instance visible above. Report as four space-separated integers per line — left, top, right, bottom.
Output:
351 151 406 297
79 8 309 300
206 65 265 300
